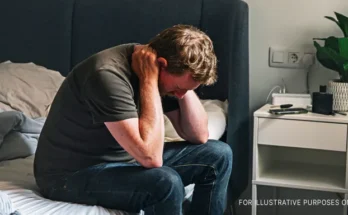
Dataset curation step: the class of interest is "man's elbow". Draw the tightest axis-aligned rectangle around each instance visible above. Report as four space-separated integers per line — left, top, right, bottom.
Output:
198 133 209 144
141 157 163 168
192 130 209 144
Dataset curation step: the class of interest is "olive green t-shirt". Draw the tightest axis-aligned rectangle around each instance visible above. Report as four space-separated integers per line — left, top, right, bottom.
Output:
34 43 179 177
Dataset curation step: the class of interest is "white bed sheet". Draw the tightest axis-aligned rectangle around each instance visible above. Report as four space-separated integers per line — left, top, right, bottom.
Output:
0 156 134 215
0 156 194 215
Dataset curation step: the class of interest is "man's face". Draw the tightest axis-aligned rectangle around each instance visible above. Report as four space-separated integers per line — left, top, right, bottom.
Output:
158 68 201 99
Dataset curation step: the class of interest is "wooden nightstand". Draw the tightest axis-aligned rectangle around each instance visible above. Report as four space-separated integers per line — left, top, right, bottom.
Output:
252 104 348 215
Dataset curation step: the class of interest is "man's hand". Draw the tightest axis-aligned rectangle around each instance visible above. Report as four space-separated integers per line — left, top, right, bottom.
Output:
131 45 159 82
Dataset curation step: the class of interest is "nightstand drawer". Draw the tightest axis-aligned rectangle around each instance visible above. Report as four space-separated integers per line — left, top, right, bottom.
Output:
258 118 347 152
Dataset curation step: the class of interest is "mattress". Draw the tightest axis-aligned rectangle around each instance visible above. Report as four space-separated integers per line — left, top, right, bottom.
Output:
0 156 194 215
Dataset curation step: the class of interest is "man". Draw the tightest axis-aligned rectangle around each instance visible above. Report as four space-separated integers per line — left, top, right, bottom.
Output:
34 24 232 215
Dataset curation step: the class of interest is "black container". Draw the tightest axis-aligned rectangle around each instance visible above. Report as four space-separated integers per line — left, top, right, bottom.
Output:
312 85 333 115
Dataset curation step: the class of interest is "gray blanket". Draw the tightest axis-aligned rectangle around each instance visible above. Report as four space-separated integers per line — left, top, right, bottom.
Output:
0 110 43 215
0 110 45 161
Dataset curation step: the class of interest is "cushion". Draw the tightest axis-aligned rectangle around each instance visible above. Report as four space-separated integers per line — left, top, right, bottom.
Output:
0 61 65 118
164 99 228 142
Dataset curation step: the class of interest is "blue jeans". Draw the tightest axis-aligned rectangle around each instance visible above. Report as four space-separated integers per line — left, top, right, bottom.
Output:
36 140 233 215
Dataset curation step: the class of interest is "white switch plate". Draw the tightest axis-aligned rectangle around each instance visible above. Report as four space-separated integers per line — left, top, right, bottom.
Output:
269 47 316 69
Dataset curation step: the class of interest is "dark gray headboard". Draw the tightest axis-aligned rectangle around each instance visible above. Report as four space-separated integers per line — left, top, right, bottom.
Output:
0 0 249 204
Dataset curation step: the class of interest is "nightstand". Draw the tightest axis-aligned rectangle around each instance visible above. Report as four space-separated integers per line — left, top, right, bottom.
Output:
252 104 348 215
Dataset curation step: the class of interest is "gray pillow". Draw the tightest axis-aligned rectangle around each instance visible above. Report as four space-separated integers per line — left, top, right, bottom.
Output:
0 61 65 118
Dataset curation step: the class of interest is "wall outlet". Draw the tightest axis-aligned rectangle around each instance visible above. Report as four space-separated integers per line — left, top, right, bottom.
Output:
288 52 300 64
269 47 315 69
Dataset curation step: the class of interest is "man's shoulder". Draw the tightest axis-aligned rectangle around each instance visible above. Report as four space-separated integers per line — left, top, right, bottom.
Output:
106 43 138 52
96 43 137 77
98 43 137 63
72 43 137 73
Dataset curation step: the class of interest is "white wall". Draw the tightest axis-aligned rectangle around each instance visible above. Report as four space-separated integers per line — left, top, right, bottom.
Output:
239 0 348 215
247 0 348 113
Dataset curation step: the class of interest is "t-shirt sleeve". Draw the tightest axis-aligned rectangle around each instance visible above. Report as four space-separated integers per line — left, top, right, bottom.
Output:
84 70 138 124
162 96 180 113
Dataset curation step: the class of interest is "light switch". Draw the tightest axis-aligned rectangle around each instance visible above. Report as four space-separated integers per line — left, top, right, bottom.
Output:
272 51 284 63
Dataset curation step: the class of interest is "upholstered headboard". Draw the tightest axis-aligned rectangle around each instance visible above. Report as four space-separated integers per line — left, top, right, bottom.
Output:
0 0 249 205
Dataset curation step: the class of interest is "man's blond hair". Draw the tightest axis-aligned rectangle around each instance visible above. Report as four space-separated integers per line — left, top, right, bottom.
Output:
149 24 217 86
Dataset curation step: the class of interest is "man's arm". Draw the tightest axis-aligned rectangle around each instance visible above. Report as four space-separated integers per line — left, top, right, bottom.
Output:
105 46 164 168
165 90 209 144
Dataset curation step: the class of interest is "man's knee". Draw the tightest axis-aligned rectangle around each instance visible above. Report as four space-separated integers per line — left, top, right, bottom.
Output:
206 140 233 164
152 166 185 202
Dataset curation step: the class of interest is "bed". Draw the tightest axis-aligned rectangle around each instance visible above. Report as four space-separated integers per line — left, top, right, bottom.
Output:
0 0 249 214
0 156 195 215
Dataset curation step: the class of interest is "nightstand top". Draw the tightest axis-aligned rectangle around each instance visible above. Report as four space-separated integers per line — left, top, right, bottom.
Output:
254 104 348 124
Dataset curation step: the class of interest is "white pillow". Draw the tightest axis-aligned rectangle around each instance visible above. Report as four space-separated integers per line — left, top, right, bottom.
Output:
164 99 228 142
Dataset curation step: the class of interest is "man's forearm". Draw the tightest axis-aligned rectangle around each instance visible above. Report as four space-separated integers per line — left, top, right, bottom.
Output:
139 80 164 160
178 90 209 143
